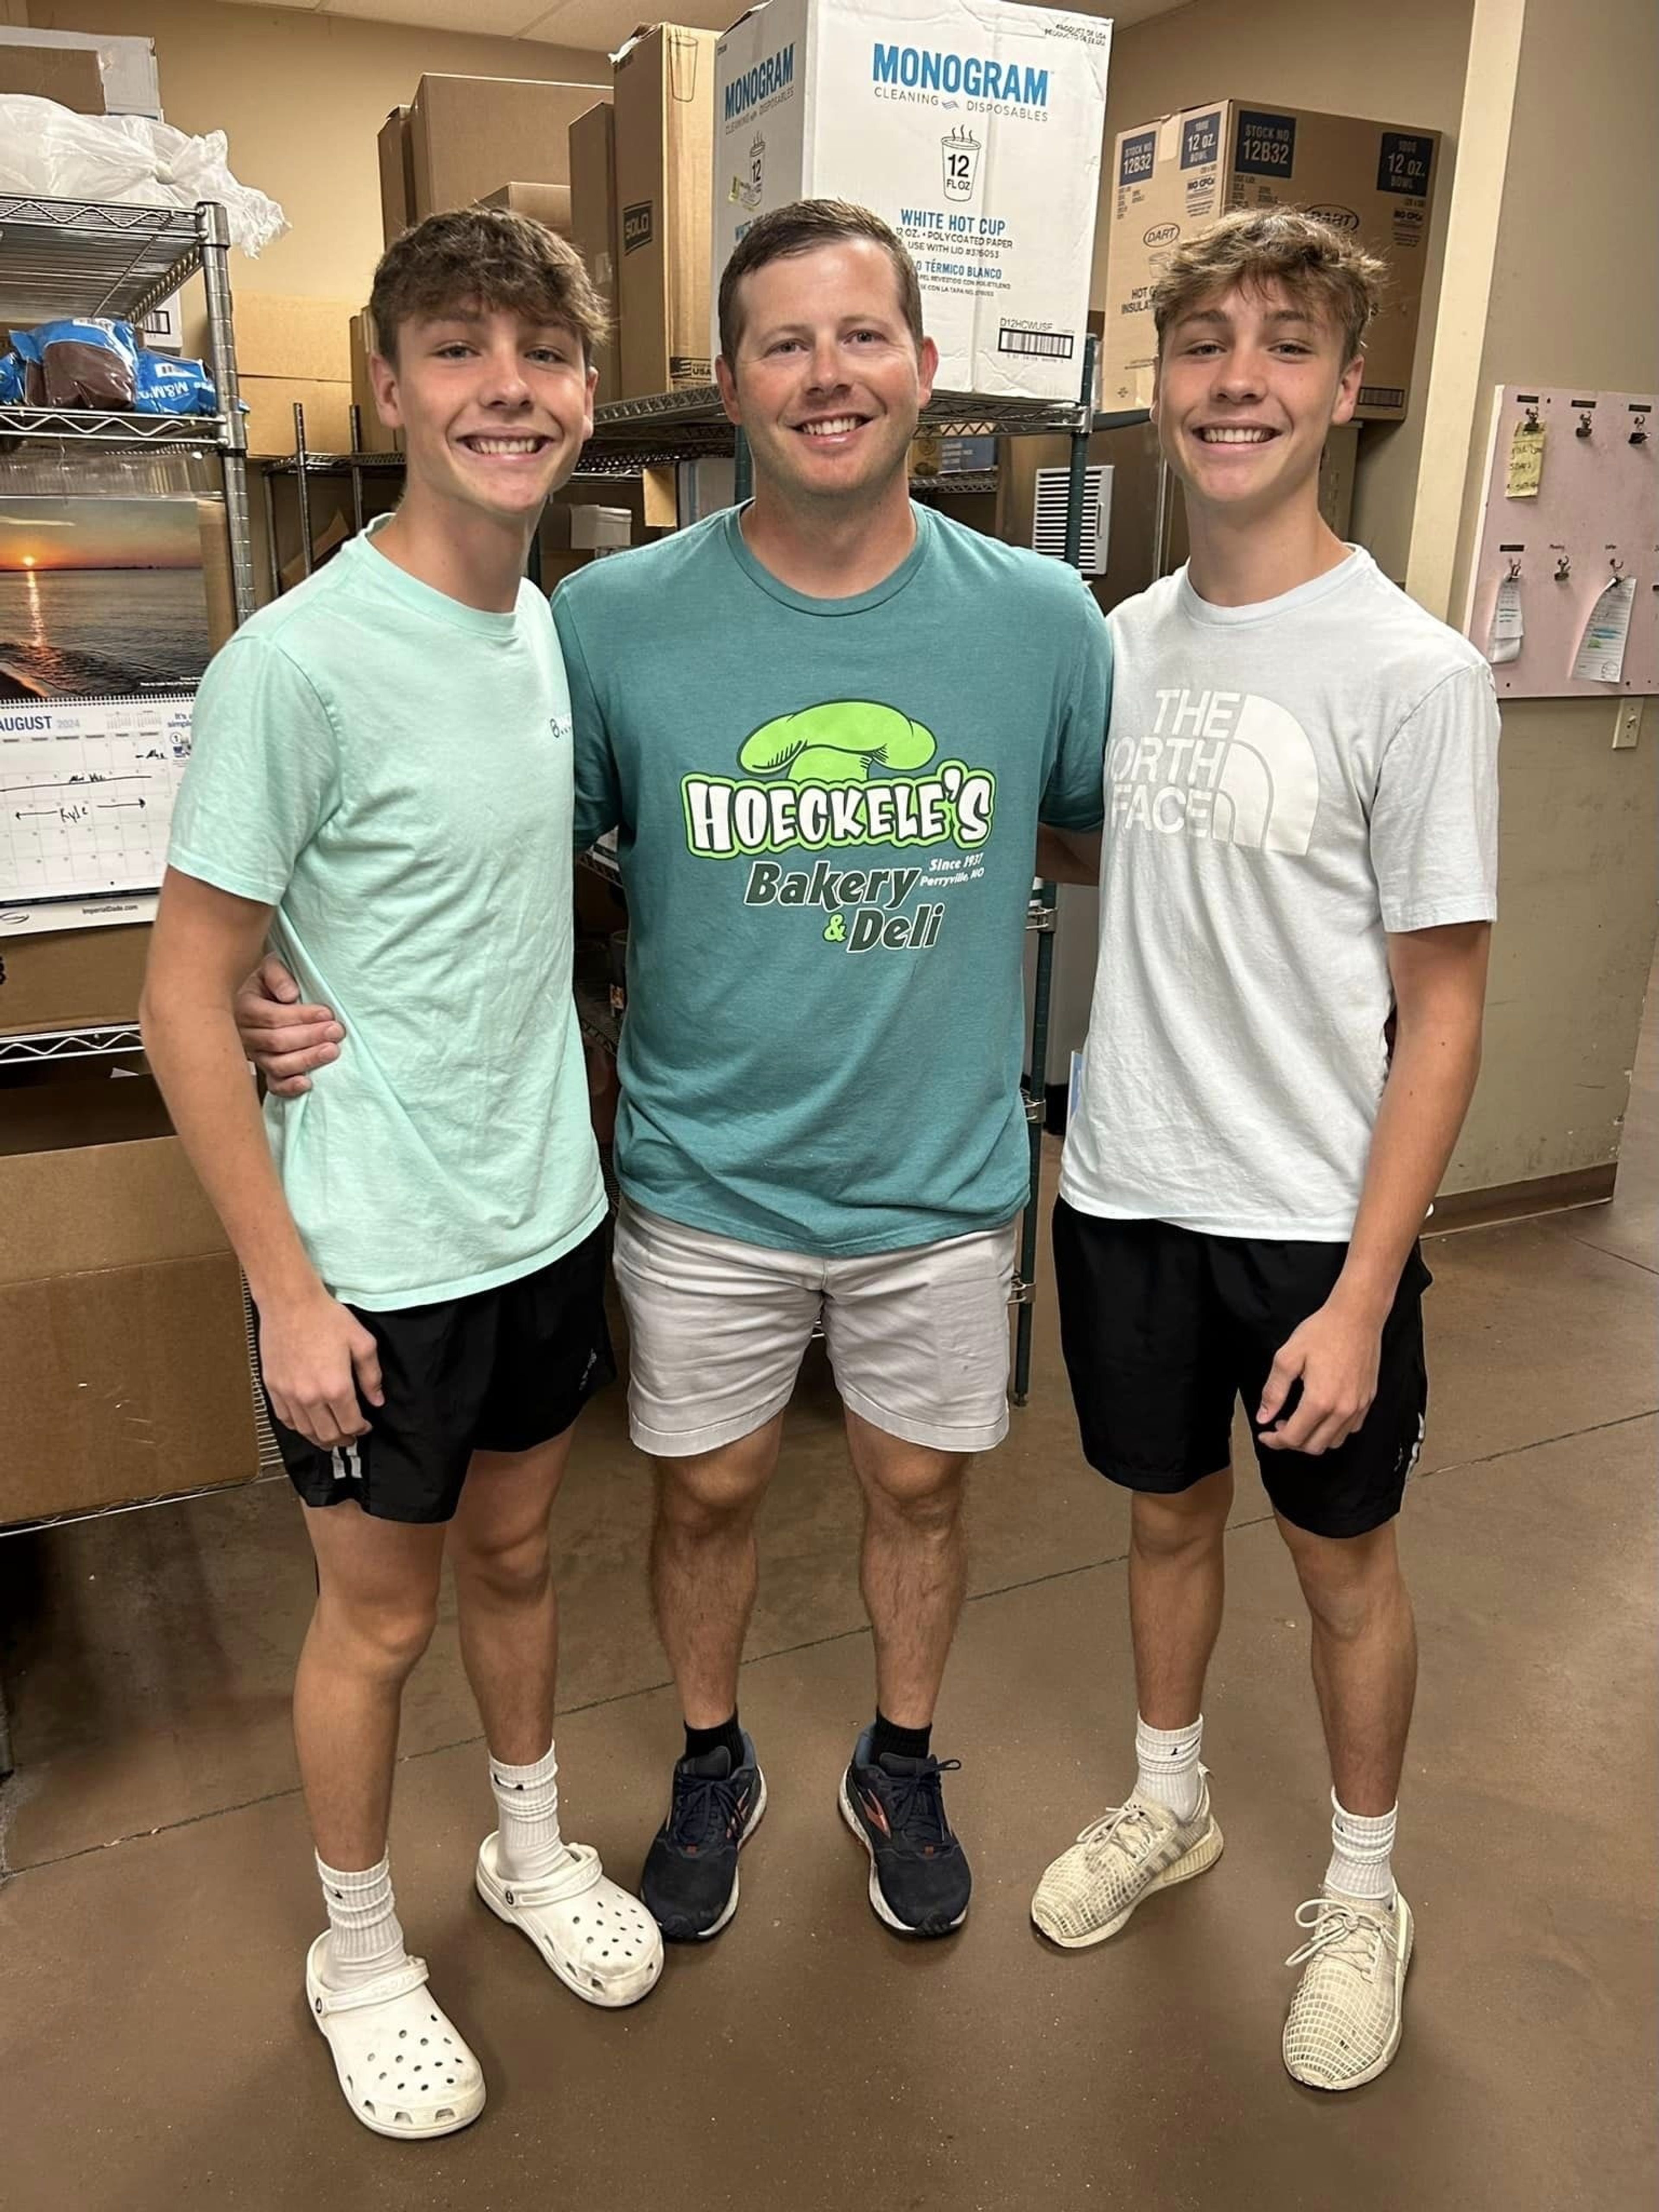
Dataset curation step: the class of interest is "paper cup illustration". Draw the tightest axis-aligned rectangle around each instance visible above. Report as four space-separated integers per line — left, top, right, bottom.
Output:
731 133 766 212
941 125 981 200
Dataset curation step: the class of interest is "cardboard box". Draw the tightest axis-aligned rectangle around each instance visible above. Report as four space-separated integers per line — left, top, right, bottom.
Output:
569 505 632 550
615 25 717 397
0 44 105 111
0 923 150 1034
712 0 1112 401
408 74 610 222
569 101 620 405
0 1075 261 1525
240 377 355 459
349 312 401 454
226 295 354 383
186 294 355 381
379 105 415 243
480 181 574 236
1102 100 1442 420
198 499 238 653
0 27 161 117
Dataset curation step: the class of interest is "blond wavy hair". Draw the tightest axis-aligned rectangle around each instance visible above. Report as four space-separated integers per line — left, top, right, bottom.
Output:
1153 207 1387 362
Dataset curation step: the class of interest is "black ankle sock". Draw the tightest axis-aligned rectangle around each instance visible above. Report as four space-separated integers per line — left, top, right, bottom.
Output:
684 1713 744 1767
871 1710 931 1764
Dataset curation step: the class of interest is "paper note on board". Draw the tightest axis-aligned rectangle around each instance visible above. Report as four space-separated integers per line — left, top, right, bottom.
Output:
1487 575 1524 664
1505 423 1545 499
1572 576 1636 683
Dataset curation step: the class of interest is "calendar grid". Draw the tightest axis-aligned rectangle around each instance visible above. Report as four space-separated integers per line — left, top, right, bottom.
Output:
0 691 194 907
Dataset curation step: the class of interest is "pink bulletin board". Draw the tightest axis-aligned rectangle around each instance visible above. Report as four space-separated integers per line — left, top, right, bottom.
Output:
1463 385 1658 699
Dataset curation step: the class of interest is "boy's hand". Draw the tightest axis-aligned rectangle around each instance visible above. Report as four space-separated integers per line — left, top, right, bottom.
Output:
235 956 343 1097
259 1289 385 1450
1256 1297 1383 1457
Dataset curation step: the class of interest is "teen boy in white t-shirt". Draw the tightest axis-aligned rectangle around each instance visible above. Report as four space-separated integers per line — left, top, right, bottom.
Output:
1030 210 1499 2091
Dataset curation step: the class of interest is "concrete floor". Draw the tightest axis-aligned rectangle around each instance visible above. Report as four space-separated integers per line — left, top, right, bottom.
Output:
3 999 1654 2211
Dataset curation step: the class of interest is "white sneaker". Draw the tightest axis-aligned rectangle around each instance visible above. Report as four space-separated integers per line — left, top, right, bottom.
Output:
1031 1777 1223 1948
1282 1888 1414 2090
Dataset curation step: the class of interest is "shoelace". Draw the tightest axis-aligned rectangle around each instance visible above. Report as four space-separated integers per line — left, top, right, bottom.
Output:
1076 1801 1160 1868
875 1758 962 1855
1284 1896 1396 1981
666 1770 746 1852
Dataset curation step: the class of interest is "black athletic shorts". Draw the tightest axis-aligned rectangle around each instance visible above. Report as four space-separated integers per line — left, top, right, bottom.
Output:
263 1222 615 1524
1051 1199 1430 1539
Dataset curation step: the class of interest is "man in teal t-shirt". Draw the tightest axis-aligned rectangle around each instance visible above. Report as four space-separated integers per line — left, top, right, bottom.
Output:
556 203 1109 1945
244 201 1111 1947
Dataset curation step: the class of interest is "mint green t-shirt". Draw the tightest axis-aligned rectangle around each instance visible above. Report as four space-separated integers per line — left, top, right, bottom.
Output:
168 524 604 1310
554 504 1110 1257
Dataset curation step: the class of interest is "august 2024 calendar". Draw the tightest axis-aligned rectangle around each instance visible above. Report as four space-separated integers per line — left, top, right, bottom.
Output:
0 692 193 911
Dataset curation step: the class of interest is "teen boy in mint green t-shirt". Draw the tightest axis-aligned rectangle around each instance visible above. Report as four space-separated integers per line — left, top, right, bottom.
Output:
170 523 604 1308
142 208 662 2147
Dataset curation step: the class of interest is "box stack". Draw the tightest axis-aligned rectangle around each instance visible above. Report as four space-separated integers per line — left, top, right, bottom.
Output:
1101 100 1442 419
569 102 621 406
375 73 609 242
208 293 357 456
613 24 718 397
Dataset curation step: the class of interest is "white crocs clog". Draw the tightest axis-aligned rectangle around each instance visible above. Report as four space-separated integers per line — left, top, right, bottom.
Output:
475 1834 664 2008
305 1938 486 2141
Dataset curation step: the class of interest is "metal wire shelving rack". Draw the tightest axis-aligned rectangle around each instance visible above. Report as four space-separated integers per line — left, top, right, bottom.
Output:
0 203 271 1722
0 194 257 1074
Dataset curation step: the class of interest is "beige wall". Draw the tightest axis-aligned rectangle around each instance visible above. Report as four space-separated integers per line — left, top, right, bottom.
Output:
1431 0 1659 1194
1093 0 1474 583
26 0 608 305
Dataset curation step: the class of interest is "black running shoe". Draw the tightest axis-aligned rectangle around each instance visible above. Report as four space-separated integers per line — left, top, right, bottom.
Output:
838 1726 971 1936
640 1735 767 1942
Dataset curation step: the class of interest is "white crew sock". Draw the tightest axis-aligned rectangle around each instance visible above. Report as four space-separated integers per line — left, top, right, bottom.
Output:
1134 1713 1205 1822
490 1739 569 1884
1325 1791 1397 1903
315 1851 408 1991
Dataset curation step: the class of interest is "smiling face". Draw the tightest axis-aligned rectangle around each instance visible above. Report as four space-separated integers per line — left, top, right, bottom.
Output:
372 305 595 527
715 238 938 512
1153 279 1363 525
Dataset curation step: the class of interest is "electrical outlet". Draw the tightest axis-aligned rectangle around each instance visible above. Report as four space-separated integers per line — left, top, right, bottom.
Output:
1613 699 1645 750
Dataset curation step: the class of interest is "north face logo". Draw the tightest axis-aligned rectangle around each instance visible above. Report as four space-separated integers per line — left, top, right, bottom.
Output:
1109 689 1320 855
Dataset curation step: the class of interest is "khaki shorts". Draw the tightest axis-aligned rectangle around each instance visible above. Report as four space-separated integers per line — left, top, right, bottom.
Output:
611 1197 1018 1458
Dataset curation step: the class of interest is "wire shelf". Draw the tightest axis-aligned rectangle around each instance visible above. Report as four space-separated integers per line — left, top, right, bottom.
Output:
913 470 998 497
0 406 228 448
0 1021 145 1065
589 385 1100 442
0 194 207 325
257 449 407 478
574 978 621 1057
578 843 623 887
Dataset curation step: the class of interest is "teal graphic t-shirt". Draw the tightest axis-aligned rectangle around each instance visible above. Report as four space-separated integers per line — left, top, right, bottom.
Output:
553 503 1110 1256
169 523 605 1309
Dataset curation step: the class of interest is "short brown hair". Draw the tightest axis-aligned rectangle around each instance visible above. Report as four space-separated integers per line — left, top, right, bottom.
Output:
369 204 608 366
718 199 923 363
1152 207 1386 363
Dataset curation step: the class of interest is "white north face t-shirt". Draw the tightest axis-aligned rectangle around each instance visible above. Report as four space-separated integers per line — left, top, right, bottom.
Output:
1060 548 1500 1242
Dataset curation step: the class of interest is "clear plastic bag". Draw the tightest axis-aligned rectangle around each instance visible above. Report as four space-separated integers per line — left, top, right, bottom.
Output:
0 96 288 256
